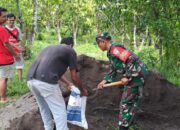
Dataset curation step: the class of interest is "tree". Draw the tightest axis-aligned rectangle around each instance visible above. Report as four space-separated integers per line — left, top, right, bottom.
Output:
30 0 38 44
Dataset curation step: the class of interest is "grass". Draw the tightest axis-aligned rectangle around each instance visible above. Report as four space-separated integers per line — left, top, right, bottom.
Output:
0 59 32 108
159 66 180 86
74 43 108 60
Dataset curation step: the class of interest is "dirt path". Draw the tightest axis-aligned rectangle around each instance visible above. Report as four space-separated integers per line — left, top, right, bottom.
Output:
0 55 180 130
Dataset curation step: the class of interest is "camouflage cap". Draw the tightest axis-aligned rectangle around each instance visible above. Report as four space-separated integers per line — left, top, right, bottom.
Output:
95 32 111 44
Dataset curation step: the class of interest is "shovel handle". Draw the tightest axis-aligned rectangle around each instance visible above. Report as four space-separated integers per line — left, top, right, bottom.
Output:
93 81 123 91
103 81 123 88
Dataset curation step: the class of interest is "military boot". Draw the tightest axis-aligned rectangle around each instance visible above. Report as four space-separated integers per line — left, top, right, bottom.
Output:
119 126 129 130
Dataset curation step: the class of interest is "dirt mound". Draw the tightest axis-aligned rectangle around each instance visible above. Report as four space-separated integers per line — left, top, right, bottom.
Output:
0 55 180 130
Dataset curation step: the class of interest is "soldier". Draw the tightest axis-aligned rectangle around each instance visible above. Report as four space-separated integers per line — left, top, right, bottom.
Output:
95 32 149 130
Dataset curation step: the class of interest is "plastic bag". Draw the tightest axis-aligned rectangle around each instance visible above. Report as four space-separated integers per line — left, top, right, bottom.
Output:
67 86 88 129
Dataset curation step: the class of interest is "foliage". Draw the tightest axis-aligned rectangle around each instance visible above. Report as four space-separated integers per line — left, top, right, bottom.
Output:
136 46 179 86
7 79 28 96
135 46 159 69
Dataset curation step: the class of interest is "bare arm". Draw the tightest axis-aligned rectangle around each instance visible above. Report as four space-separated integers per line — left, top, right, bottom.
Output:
60 75 73 90
70 69 88 96
13 41 23 51
4 42 19 58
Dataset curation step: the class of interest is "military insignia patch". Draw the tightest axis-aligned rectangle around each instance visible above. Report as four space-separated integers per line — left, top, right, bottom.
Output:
120 50 128 59
111 46 132 62
113 48 120 56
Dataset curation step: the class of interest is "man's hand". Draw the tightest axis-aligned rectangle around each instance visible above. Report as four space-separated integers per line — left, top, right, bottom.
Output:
67 82 73 90
4 42 19 58
60 76 73 90
97 80 107 90
14 53 20 61
80 88 88 96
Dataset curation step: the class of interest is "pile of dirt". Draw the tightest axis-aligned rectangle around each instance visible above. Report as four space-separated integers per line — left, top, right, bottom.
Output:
0 55 180 130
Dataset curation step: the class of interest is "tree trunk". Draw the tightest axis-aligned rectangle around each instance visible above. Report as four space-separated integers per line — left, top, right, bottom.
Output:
140 26 149 49
96 8 100 33
30 0 38 44
133 15 137 49
121 19 125 44
55 20 62 43
16 0 23 31
72 20 78 45
159 38 163 65
52 15 62 43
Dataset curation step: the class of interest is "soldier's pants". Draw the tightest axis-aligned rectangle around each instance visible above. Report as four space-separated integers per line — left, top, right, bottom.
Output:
119 82 143 128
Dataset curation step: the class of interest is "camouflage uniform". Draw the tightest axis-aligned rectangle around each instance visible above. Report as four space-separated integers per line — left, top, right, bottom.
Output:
104 44 149 128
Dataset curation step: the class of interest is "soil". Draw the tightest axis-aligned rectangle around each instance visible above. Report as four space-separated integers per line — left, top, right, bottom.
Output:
0 54 180 130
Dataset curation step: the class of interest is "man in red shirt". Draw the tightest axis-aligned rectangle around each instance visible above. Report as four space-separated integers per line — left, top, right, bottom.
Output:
0 7 20 103
6 13 24 80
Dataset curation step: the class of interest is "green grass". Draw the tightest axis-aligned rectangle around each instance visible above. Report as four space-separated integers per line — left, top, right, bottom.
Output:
158 66 180 86
74 43 108 60
7 78 28 96
167 76 180 86
0 59 32 108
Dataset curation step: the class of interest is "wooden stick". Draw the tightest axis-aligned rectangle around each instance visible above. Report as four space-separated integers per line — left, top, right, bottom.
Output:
103 81 123 87
93 81 123 91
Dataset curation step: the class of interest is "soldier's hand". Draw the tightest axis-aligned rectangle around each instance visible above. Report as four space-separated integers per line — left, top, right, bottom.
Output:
97 80 107 90
121 78 129 85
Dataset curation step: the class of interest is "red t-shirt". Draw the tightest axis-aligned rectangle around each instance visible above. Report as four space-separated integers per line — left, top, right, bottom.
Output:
6 27 21 54
0 25 14 65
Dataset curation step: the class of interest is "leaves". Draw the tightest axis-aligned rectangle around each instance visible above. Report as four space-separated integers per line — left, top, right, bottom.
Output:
1 0 179 84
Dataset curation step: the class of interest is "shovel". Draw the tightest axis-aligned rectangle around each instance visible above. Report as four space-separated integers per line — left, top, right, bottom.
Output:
93 81 123 91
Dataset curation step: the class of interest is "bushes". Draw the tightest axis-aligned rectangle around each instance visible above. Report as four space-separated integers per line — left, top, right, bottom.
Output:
135 46 180 86
22 41 32 60
135 46 159 69
37 29 56 41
